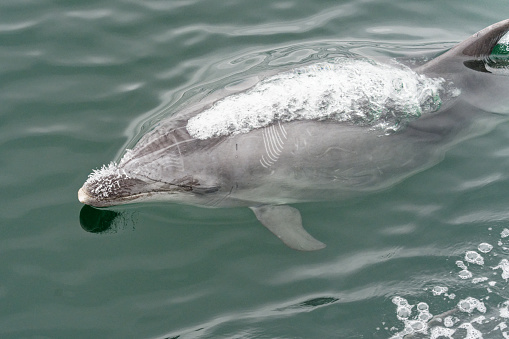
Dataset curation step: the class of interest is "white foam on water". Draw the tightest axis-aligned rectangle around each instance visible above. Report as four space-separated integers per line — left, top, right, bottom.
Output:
501 229 509 238
465 251 485 266
390 297 432 338
458 322 483 339
457 260 468 270
459 269 473 280
494 259 509 280
501 302 509 318
443 316 460 327
430 326 456 338
458 297 486 314
472 277 489 284
186 59 448 139
383 227 509 338
432 286 448 296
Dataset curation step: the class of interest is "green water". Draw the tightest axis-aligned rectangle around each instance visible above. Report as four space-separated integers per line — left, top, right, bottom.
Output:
2 0 509 338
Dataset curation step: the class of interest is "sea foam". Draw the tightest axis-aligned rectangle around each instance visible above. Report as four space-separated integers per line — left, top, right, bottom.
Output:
186 59 449 139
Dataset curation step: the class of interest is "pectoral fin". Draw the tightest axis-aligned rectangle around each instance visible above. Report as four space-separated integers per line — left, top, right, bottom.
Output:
250 205 326 251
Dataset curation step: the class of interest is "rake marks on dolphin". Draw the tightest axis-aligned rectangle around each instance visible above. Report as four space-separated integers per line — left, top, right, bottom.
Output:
260 121 288 168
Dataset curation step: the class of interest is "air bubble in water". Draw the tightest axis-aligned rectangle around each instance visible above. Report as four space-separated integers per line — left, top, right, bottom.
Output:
397 306 412 319
478 242 493 253
456 260 467 270
501 228 509 238
410 320 425 331
459 300 473 313
458 322 483 338
432 286 448 296
465 251 484 265
459 269 473 279
472 277 488 284
494 259 509 280
458 297 486 314
443 316 459 327
430 326 456 338
419 311 433 322
417 302 429 312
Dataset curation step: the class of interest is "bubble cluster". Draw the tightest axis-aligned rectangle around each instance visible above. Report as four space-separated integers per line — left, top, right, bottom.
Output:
500 301 509 318
456 260 473 280
494 259 509 280
430 326 456 338
458 297 486 314
432 286 448 296
186 59 450 139
472 277 488 284
390 297 432 338
443 316 460 327
384 230 509 339
501 228 509 238
465 251 485 265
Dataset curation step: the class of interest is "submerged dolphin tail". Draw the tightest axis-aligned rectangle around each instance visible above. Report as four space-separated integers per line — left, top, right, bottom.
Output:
250 205 326 251
417 19 509 74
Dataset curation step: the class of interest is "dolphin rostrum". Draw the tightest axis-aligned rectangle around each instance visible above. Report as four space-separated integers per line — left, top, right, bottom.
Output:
79 19 509 251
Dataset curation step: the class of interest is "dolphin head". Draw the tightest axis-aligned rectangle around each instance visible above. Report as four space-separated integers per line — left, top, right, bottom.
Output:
78 126 221 208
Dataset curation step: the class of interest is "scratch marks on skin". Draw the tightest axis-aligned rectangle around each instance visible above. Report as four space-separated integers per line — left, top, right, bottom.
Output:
128 127 188 179
260 121 288 168
167 132 186 172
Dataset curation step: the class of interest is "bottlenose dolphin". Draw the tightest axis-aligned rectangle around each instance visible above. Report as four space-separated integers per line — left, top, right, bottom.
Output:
79 19 509 251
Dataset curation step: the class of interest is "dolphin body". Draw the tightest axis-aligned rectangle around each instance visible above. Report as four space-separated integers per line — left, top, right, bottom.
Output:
79 20 509 251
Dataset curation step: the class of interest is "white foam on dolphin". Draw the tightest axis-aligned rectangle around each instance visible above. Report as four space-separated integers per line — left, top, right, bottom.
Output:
186 59 449 139
83 149 137 199
83 162 130 199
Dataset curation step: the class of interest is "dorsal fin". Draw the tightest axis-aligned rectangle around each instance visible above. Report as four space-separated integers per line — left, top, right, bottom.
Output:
417 19 509 74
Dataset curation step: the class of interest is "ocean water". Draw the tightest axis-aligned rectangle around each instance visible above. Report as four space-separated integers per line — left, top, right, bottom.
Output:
2 0 509 338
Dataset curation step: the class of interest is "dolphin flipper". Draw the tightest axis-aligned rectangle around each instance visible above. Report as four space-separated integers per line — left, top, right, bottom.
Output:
250 205 326 251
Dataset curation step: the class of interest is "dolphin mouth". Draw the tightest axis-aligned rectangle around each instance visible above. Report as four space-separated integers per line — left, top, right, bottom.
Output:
78 183 181 207
77 184 147 207
77 172 191 207
77 169 162 207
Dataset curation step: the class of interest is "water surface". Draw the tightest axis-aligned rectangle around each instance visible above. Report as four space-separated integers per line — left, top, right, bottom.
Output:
2 0 509 338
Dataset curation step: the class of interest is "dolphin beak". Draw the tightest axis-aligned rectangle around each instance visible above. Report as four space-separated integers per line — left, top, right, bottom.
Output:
78 186 93 205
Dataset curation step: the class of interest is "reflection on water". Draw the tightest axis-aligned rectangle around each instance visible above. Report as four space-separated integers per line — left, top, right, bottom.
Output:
79 205 134 234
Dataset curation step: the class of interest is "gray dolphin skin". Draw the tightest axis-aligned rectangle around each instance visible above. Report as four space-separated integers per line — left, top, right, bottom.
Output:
79 19 509 251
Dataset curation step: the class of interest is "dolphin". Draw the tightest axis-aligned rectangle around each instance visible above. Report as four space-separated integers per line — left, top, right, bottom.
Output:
79 19 509 251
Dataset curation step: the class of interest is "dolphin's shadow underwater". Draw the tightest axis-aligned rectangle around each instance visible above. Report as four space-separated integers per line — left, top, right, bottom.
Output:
79 19 509 251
